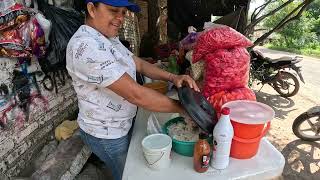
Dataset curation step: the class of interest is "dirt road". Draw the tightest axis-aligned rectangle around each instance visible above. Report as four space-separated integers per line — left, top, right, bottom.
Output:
253 47 320 180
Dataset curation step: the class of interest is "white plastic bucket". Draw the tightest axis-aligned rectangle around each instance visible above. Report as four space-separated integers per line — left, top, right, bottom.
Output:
141 134 172 170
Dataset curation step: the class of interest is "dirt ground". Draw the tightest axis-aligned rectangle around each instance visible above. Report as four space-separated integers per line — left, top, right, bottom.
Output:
252 82 320 180
251 47 320 180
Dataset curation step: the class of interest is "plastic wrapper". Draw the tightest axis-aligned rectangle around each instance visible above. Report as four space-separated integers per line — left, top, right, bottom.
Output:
0 45 32 57
0 27 31 57
0 0 15 11
179 32 201 51
193 25 253 63
55 120 79 141
34 13 52 46
147 113 163 135
29 17 46 57
0 16 45 58
202 48 250 97
185 50 204 80
0 3 35 31
208 87 256 114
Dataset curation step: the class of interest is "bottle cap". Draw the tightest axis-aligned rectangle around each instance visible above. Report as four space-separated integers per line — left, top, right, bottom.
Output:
221 107 230 115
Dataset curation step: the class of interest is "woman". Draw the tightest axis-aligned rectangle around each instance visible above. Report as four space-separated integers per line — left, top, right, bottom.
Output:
66 1 199 180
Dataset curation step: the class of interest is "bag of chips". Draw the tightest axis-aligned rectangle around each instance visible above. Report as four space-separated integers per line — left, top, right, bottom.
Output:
193 25 252 63
0 3 35 32
0 16 45 58
202 47 250 97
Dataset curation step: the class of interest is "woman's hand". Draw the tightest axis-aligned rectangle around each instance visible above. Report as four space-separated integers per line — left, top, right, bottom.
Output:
170 74 200 92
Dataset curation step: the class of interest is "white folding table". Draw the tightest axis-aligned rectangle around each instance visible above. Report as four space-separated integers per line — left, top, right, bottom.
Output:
122 108 285 180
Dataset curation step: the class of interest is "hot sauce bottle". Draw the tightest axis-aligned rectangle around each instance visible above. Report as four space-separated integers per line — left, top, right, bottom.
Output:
193 133 211 173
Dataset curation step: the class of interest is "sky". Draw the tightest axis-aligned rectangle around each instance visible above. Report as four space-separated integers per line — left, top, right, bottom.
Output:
249 0 266 13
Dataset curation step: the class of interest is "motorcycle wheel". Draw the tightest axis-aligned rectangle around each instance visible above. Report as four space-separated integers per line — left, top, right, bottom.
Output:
292 111 320 141
273 71 300 97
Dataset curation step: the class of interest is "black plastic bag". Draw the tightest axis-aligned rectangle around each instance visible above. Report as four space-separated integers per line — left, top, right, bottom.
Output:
37 0 84 92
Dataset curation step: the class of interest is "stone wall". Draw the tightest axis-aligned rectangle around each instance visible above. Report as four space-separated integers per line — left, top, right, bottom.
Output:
0 58 78 178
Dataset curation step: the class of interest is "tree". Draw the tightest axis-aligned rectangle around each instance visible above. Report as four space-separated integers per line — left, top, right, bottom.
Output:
264 6 318 48
307 0 320 17
246 0 316 48
306 0 320 36
263 1 319 49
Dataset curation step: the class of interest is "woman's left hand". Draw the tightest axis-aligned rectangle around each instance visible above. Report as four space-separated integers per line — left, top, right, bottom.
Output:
170 74 200 92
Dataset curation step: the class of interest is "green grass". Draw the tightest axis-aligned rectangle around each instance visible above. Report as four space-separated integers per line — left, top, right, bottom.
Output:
265 44 320 58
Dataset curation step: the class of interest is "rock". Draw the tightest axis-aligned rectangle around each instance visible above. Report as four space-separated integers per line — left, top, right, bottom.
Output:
31 131 91 180
33 140 58 170
76 163 104 180
0 173 9 180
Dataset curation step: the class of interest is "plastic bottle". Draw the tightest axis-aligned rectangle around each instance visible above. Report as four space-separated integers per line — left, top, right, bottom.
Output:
168 55 179 75
211 107 234 169
193 133 211 173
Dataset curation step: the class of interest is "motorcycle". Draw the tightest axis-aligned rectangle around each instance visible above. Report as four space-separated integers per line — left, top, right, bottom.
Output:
250 50 305 97
292 106 320 141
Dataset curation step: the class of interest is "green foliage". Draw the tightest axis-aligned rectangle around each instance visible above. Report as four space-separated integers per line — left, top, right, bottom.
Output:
313 17 320 36
266 44 320 58
307 0 320 36
261 0 320 56
307 0 320 18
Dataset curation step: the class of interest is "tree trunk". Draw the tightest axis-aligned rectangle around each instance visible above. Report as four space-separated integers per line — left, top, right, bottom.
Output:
238 0 250 34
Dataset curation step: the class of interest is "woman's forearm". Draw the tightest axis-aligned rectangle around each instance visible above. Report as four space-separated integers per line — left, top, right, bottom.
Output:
133 86 184 113
107 73 184 113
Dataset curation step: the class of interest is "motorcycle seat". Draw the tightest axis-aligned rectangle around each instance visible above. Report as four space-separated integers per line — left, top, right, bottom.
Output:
266 56 294 63
251 50 303 64
266 56 303 64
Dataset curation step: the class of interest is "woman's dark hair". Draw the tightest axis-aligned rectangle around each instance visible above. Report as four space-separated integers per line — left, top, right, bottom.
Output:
84 2 100 17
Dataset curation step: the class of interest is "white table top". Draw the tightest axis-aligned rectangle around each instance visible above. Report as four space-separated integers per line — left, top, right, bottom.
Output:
122 108 285 180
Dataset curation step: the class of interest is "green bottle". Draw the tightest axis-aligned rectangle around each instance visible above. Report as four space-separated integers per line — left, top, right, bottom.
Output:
168 55 179 75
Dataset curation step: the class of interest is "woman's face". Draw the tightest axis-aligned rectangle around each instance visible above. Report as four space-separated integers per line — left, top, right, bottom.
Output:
87 3 127 37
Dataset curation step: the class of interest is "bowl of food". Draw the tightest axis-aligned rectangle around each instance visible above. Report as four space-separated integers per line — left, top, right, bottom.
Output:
163 117 211 157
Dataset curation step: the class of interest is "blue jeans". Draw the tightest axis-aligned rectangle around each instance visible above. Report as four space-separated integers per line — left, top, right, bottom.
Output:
80 129 129 180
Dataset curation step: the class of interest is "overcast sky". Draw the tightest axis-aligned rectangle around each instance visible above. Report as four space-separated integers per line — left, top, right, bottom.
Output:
249 0 266 12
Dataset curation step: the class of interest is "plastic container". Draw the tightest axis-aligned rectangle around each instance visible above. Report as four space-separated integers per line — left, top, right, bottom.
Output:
222 100 275 159
231 121 269 139
141 134 172 170
231 123 270 159
211 107 233 169
162 117 211 157
163 117 196 156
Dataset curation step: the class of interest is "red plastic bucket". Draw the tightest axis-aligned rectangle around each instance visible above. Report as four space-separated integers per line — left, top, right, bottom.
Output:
230 122 270 159
231 121 271 139
222 100 275 159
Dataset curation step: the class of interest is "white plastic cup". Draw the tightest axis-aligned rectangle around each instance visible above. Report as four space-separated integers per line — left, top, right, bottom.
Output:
141 134 172 170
